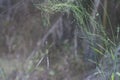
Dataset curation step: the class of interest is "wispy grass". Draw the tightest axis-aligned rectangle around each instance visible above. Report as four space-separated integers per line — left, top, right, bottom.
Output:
33 0 120 79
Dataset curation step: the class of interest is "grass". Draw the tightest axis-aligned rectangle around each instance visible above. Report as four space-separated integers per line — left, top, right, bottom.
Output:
34 0 120 80
0 0 119 80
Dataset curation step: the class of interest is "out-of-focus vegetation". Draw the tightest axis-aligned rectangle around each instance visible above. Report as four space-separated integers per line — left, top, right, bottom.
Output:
0 0 120 80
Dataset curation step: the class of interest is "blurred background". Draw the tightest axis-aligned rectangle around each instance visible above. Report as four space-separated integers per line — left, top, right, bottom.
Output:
0 0 120 80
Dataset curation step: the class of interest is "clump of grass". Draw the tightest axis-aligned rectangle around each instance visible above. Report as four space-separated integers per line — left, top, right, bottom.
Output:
35 0 86 26
32 0 120 79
